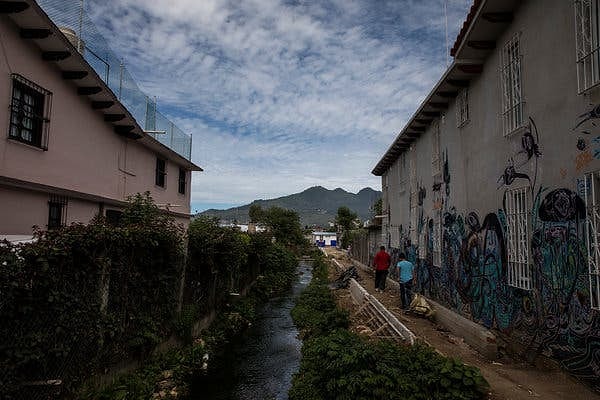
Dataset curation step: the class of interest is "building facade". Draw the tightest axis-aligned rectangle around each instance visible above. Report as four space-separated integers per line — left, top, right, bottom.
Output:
373 0 600 389
0 1 201 235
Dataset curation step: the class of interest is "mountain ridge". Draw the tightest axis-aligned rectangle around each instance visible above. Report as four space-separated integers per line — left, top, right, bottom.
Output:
199 186 381 227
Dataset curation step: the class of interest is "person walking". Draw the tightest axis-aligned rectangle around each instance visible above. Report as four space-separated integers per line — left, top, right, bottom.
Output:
372 245 391 292
396 253 415 309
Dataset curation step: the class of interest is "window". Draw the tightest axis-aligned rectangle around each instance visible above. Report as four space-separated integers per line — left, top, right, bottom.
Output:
505 186 532 290
575 0 600 92
178 168 187 194
500 34 524 135
48 195 67 229
409 147 418 244
398 153 406 193
431 120 441 177
432 209 442 267
456 87 469 127
155 157 166 187
583 171 600 308
106 209 123 225
9 74 52 149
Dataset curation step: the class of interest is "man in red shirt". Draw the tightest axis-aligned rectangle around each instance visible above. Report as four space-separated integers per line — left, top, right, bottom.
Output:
372 245 391 292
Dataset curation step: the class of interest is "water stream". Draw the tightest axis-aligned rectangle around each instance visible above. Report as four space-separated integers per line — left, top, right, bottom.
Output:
189 261 312 400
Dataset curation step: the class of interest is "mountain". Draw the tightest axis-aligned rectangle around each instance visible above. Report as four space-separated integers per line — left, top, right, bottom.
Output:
199 186 381 227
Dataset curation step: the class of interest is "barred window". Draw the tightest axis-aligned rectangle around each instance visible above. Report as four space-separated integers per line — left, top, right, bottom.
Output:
178 168 187 194
409 147 418 244
583 171 600 309
500 34 524 136
155 157 166 187
456 87 469 127
506 186 532 290
48 195 67 229
9 74 52 149
575 0 600 93
432 209 442 267
431 120 441 177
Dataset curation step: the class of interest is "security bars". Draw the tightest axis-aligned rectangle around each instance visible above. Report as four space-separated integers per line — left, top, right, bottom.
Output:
506 186 532 290
456 87 469 128
500 34 524 136
575 0 600 93
584 171 600 309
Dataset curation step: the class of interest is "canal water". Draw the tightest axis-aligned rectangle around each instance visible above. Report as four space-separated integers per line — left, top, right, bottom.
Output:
190 261 312 400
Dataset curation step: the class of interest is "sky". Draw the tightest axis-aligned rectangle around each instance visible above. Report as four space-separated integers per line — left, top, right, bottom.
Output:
82 0 472 213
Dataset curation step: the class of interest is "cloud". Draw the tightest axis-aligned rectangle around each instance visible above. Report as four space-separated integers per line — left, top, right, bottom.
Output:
52 0 472 208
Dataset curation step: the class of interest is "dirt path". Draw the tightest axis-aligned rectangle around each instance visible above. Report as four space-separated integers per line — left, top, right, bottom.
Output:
323 247 599 400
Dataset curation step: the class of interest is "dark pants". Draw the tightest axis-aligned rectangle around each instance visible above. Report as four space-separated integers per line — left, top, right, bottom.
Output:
399 279 413 309
375 269 388 290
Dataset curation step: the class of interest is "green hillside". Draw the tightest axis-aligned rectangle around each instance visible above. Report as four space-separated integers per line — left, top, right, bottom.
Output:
199 186 381 227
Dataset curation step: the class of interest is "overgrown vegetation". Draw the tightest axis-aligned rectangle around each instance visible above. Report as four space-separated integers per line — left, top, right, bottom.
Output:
81 202 303 399
0 193 184 397
1 193 305 399
289 253 489 400
89 224 300 400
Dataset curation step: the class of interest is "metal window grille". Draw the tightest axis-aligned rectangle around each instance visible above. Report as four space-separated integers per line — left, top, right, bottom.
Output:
506 186 532 290
456 87 469 127
409 147 418 244
398 153 406 193
48 195 68 229
8 74 52 149
584 171 600 309
155 158 166 187
431 120 441 176
575 0 600 93
178 168 186 195
432 208 442 267
500 34 524 135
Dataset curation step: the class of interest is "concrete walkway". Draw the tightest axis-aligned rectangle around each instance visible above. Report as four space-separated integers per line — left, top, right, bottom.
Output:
323 247 600 400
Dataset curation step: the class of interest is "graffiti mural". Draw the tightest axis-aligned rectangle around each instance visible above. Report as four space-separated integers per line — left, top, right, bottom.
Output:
498 117 541 192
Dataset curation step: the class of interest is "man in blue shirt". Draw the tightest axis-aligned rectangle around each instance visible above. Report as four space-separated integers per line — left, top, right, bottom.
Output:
395 253 415 310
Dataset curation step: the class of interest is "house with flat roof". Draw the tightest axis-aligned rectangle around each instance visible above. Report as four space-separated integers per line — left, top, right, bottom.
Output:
0 0 202 235
373 0 600 389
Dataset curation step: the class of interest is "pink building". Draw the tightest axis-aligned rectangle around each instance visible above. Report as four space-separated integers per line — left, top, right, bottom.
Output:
0 0 202 235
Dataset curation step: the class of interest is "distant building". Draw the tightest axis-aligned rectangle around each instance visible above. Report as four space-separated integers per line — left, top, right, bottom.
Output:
373 0 600 388
0 0 202 235
311 231 337 247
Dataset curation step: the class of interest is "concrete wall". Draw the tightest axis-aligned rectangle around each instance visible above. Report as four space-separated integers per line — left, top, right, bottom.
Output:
380 0 600 390
0 15 191 234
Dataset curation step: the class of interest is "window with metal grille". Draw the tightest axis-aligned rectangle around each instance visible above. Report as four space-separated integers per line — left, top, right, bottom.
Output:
398 153 406 193
506 186 532 290
178 168 187 194
583 171 600 309
409 147 418 244
432 209 442 267
155 157 166 187
500 34 524 136
456 87 469 127
9 74 52 149
48 195 67 229
575 0 600 93
431 120 441 176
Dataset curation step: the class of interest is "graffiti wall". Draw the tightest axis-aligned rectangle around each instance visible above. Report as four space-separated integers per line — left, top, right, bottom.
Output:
391 116 600 390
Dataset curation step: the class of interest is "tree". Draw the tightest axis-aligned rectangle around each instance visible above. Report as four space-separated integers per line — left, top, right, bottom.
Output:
336 206 358 249
262 206 306 246
372 198 382 216
249 204 264 223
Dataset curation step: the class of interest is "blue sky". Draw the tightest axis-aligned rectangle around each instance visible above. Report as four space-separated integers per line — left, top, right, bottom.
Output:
82 0 472 213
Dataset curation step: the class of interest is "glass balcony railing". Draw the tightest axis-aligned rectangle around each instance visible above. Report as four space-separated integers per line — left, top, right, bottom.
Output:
37 0 192 160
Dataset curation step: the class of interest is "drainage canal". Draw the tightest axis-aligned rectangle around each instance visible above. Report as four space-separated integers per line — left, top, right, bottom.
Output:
189 261 312 399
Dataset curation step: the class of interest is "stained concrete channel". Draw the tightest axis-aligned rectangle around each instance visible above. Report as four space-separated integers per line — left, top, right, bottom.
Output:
189 261 312 400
